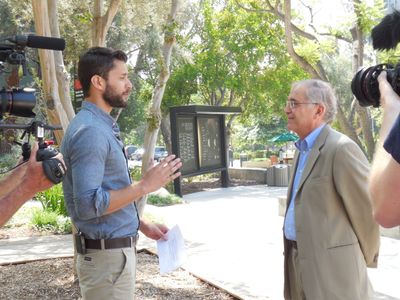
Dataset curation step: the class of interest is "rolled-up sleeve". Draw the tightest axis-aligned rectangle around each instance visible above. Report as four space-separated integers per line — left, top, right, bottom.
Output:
70 126 111 220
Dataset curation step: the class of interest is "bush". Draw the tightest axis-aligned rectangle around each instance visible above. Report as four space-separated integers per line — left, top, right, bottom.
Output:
130 166 142 181
147 194 184 206
33 184 72 234
0 151 19 176
35 184 68 216
30 208 72 234
254 150 267 159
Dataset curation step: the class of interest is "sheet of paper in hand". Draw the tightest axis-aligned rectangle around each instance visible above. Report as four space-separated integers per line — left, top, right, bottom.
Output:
157 224 187 275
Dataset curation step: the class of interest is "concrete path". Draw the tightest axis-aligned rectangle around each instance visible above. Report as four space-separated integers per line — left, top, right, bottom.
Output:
1 185 400 300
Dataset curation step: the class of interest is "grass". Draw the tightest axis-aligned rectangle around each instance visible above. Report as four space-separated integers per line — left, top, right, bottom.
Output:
30 208 72 234
147 193 184 206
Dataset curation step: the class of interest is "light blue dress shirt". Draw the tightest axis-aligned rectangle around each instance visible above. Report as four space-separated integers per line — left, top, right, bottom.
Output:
61 101 139 240
284 124 326 241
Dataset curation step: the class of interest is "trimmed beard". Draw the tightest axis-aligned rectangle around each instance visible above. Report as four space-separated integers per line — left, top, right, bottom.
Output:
103 83 128 108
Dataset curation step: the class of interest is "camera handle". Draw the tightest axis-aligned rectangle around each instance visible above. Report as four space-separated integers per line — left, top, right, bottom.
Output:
1 121 65 183
21 140 66 184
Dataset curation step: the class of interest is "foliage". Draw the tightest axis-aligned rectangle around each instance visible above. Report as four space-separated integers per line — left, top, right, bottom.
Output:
35 184 68 217
147 193 184 206
231 116 288 152
354 0 384 34
30 208 72 234
130 166 142 181
0 149 20 176
1 0 390 169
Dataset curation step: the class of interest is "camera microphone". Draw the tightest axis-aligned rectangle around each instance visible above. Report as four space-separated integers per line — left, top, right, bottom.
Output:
371 10 400 50
8 35 65 51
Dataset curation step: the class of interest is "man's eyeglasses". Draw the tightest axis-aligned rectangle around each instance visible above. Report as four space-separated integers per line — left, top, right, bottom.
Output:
286 100 318 109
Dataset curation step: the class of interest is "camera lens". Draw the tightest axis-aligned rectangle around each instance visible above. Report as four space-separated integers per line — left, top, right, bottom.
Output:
0 87 36 117
351 65 383 107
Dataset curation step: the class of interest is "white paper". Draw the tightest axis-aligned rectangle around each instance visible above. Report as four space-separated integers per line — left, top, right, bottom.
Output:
157 224 187 275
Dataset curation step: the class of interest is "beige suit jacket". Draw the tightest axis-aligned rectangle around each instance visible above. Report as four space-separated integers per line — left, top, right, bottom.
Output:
283 125 380 300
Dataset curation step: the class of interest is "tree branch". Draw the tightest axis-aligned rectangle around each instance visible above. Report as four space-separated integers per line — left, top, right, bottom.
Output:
235 0 317 41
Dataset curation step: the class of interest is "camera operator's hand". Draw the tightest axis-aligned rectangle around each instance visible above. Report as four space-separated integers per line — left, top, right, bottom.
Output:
377 71 400 141
0 142 66 227
24 142 66 193
378 71 400 110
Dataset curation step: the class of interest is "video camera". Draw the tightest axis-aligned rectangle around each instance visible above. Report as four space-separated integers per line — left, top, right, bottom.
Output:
351 10 400 107
0 34 66 183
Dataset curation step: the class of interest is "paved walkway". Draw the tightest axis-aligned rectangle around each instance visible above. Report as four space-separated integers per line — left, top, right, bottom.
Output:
1 185 400 300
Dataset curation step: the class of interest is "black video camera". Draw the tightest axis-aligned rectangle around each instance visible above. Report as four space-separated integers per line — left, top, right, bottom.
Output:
0 34 66 183
351 10 400 107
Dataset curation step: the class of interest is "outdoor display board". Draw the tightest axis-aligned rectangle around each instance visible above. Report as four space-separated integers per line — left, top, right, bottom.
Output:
176 116 197 174
170 105 241 196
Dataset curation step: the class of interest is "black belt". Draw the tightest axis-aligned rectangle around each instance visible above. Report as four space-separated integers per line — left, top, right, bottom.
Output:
287 239 297 249
85 235 138 250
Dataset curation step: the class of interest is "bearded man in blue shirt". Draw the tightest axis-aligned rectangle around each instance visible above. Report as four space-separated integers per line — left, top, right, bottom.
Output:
61 47 182 299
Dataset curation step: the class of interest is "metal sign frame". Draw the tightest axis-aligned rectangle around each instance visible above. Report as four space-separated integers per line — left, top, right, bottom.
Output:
170 105 241 196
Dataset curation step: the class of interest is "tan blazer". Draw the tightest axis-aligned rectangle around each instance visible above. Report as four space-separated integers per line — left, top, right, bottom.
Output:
283 125 380 300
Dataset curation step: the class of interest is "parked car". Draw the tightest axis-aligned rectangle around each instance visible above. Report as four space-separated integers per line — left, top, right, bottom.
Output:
125 145 138 159
132 148 145 160
131 146 168 161
154 146 168 161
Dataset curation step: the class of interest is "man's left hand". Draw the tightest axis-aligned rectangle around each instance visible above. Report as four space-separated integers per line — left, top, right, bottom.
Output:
139 219 169 241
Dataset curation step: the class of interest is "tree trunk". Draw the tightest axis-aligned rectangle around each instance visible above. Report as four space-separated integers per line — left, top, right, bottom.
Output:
47 0 75 122
160 113 172 153
137 0 180 216
31 0 70 143
91 0 122 47
351 0 375 159
32 0 75 279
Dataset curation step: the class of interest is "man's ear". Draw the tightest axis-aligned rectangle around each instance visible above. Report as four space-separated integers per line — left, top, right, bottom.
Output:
90 75 106 91
317 105 325 116
315 104 325 118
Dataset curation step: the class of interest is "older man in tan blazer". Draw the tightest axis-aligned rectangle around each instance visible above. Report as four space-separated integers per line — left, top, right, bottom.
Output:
282 79 380 300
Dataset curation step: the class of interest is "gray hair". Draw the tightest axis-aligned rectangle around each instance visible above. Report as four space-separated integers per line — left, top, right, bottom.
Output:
292 79 337 124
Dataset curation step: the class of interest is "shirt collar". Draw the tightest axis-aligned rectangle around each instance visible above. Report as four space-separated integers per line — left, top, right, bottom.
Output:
82 101 116 128
295 124 326 152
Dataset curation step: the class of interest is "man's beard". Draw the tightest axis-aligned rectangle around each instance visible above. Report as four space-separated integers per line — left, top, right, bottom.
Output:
103 84 128 108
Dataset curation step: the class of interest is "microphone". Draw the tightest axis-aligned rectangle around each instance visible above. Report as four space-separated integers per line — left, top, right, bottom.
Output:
9 35 65 51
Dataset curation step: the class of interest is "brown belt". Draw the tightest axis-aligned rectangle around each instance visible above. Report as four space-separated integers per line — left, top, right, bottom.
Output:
287 239 297 249
85 235 138 250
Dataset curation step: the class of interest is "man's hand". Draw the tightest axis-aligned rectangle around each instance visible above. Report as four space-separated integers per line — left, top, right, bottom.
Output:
24 143 66 193
107 155 182 215
139 155 182 194
0 142 66 227
378 71 400 110
139 219 169 241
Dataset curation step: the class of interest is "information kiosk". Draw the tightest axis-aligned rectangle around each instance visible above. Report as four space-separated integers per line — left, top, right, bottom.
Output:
170 105 241 196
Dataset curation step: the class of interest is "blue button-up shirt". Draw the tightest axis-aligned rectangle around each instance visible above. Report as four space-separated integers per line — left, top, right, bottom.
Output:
284 124 325 241
61 101 139 239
